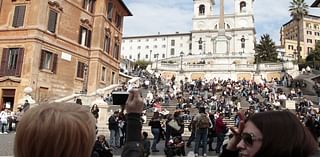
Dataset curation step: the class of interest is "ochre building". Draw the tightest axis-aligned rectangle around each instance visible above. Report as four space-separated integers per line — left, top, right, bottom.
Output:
0 0 132 110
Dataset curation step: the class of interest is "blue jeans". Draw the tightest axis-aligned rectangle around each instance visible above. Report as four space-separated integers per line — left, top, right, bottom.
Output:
194 128 208 155
151 128 160 150
109 129 120 147
215 133 225 153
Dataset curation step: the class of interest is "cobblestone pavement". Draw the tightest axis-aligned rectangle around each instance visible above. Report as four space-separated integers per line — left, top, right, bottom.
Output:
0 133 14 156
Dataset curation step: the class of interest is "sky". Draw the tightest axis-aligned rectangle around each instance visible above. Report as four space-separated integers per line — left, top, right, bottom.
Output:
122 0 320 45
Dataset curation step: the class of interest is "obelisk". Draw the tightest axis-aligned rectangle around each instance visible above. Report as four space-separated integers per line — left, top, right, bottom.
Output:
219 0 225 30
214 0 229 54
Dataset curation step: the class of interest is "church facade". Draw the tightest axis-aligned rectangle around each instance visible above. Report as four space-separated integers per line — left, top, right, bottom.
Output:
122 0 256 63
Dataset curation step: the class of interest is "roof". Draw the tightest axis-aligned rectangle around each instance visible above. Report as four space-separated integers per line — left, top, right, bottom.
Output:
311 0 320 7
123 32 192 39
119 0 132 16
282 14 320 27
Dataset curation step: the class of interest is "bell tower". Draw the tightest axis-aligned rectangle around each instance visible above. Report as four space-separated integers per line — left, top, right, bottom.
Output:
234 0 254 15
193 0 214 18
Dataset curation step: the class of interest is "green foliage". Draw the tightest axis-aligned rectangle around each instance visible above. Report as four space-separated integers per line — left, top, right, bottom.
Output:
289 0 308 63
134 60 150 69
255 34 278 63
289 0 308 20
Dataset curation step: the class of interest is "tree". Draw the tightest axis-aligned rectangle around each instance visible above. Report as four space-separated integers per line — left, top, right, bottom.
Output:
134 60 150 70
289 0 308 63
255 34 278 63
306 41 320 67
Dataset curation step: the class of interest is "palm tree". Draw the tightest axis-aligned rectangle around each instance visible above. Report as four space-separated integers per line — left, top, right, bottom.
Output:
289 0 308 63
255 34 278 63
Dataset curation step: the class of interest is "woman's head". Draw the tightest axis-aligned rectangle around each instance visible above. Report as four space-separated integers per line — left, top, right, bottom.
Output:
237 111 318 157
14 103 96 157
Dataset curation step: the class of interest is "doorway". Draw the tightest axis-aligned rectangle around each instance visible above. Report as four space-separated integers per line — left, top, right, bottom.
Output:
1 89 15 110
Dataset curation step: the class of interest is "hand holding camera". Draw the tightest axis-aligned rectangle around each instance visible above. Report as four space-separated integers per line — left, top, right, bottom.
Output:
125 89 144 114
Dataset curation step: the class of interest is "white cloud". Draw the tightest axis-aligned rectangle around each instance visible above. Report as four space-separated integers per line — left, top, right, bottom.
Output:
123 0 320 45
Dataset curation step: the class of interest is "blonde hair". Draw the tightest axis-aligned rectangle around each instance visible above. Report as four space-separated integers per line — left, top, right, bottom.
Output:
14 103 96 157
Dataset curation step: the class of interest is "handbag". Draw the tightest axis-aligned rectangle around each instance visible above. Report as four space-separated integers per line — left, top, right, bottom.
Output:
168 120 181 131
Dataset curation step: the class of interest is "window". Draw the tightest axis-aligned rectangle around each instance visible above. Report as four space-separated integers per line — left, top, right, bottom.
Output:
307 31 312 35
78 26 92 47
145 45 149 49
240 1 246 13
154 45 157 48
154 54 157 58
111 72 115 84
146 54 148 59
163 38 166 41
107 2 113 21
241 37 246 48
138 39 141 42
115 13 122 29
39 50 58 73
199 44 202 50
307 39 313 43
199 5 205 15
162 54 165 58
12 5 26 27
180 43 183 47
76 61 85 78
307 47 313 55
101 66 106 81
170 48 175 55
137 46 141 49
113 43 120 60
0 48 24 77
137 53 140 60
146 39 149 42
154 38 157 41
48 9 58 33
83 0 95 13
162 45 165 48
171 40 175 46
103 34 110 53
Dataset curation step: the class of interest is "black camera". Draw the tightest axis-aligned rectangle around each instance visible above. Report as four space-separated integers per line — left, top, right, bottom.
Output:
112 92 129 105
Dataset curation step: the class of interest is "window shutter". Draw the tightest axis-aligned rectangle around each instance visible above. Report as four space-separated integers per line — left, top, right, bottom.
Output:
78 26 83 44
107 2 113 20
39 50 45 69
86 29 92 48
48 10 58 33
0 48 9 76
12 6 26 27
52 53 58 74
89 0 95 13
15 48 24 77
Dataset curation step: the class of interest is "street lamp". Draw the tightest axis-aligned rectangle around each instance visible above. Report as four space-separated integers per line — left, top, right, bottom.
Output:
180 51 184 73
281 51 285 72
149 50 152 68
155 53 159 72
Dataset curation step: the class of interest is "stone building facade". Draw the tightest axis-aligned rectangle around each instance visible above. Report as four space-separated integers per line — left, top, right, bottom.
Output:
0 0 131 110
281 15 320 59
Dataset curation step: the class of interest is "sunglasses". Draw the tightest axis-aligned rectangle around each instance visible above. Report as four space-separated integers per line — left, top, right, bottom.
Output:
241 132 263 146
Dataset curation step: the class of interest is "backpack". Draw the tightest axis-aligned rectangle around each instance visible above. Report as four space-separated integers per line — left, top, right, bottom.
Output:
197 114 210 129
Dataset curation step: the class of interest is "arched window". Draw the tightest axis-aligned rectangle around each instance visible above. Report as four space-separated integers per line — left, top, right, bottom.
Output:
240 1 246 13
199 5 205 15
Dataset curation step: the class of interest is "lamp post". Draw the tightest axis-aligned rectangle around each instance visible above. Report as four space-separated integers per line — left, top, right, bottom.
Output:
150 50 152 68
155 53 159 72
281 51 285 72
180 51 184 73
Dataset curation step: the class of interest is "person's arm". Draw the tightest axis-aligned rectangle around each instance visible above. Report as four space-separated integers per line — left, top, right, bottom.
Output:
121 89 144 157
